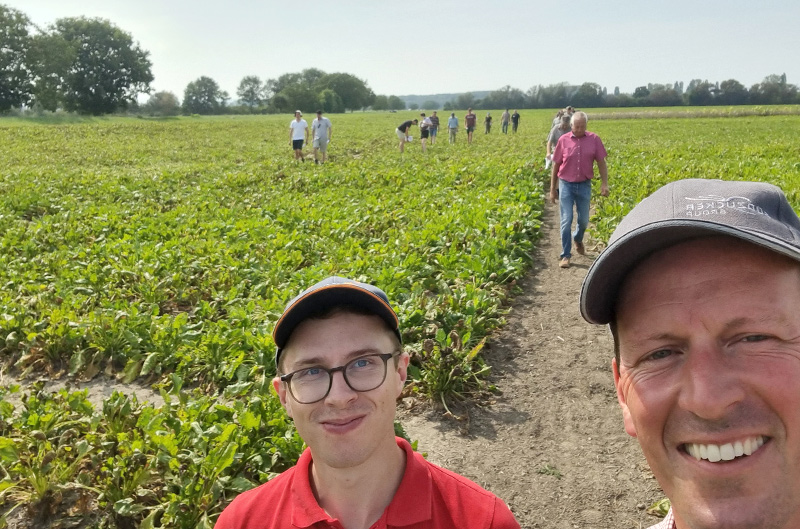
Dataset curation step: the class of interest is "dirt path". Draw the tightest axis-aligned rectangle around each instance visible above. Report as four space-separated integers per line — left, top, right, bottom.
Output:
399 204 664 529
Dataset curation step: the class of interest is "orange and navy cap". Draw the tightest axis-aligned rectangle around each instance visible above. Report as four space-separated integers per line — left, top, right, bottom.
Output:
273 276 401 367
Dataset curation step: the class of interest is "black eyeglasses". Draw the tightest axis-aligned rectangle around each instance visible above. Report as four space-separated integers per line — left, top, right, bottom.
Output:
280 352 399 404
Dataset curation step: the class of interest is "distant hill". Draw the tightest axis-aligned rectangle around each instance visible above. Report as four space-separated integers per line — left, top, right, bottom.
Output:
398 91 492 109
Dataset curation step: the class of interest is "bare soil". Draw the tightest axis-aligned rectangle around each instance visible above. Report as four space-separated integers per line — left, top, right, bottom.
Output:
398 204 665 529
4 204 667 528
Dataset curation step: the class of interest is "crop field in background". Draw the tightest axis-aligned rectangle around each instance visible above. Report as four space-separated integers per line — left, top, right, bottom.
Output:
0 108 799 528
0 111 543 528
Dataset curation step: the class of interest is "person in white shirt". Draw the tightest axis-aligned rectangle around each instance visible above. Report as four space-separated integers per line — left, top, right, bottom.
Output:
289 110 309 162
419 112 434 153
311 110 332 164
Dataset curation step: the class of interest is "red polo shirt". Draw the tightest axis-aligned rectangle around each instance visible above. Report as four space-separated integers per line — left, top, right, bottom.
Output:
214 437 519 529
552 131 607 182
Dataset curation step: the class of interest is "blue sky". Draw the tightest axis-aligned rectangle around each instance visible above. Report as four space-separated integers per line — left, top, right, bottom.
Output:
7 0 799 100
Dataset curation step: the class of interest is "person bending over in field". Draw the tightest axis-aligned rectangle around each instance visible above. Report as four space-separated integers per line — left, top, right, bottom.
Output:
581 178 800 529
215 276 520 529
396 118 418 153
289 110 309 162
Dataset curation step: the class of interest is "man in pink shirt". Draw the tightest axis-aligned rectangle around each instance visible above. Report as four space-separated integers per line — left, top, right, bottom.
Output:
548 111 609 268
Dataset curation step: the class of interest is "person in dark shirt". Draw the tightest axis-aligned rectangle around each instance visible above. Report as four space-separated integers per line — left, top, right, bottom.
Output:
429 111 440 144
511 110 520 133
396 119 418 153
465 108 477 144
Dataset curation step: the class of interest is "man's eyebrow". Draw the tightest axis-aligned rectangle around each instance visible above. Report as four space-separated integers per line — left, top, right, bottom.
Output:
287 348 384 369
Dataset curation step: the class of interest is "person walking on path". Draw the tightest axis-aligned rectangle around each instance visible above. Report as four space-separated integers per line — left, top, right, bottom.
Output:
215 276 521 529
545 115 571 170
511 110 520 133
580 178 800 529
549 111 609 269
500 109 510 134
289 110 309 162
429 111 440 144
396 119 418 153
465 108 477 144
484 112 493 134
311 110 332 164
447 112 459 144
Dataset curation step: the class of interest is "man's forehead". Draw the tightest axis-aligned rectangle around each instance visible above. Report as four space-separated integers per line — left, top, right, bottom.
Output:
283 313 393 358
616 236 800 317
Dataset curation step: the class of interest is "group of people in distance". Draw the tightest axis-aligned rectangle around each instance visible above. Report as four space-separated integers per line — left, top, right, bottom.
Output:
396 108 521 152
214 176 800 529
289 107 526 160
289 110 332 164
234 105 800 529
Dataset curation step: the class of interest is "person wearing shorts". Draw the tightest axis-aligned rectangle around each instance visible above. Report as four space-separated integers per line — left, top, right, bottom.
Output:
289 110 309 161
429 111 440 144
465 108 477 144
396 119 418 153
419 113 433 153
311 110 332 164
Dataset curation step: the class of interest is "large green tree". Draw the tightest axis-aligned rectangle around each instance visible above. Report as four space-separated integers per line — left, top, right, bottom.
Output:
315 72 374 111
387 95 405 111
0 4 34 111
236 75 265 109
717 79 748 105
51 17 152 114
142 91 180 116
371 94 388 111
571 82 603 108
182 76 227 114
27 32 76 111
685 79 714 106
317 88 343 113
749 74 798 104
484 85 526 110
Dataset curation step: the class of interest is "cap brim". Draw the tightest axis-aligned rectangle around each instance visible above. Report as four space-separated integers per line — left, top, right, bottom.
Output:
580 220 800 325
273 283 399 351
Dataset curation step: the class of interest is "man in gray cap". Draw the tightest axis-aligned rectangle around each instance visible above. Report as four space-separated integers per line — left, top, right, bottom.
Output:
580 179 800 529
216 276 519 529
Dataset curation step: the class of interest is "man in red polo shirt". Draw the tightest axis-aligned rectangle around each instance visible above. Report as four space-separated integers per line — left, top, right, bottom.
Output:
549 111 609 269
215 276 519 529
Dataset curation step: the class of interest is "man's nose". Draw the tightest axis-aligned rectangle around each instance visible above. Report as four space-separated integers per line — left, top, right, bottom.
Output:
677 344 746 420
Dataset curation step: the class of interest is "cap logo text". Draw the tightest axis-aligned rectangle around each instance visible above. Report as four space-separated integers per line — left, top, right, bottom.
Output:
684 194 770 218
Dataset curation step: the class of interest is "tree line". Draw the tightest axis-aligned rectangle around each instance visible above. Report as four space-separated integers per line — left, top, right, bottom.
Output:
2 4 798 116
0 4 152 114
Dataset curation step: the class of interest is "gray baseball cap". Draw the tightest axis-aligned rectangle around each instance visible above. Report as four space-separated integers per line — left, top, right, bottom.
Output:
273 276 401 367
580 178 800 325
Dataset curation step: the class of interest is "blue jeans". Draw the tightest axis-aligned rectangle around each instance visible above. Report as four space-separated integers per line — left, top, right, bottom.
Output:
558 180 591 259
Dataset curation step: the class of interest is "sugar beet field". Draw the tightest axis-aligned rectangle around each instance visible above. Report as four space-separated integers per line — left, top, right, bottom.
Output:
1 108 799 528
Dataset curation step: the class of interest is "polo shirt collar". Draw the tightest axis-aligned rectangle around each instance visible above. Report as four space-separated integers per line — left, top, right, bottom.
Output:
291 448 332 527
385 438 432 526
289 438 433 528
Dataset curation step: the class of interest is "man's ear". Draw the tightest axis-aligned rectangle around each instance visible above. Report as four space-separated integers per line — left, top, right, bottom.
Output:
613 358 637 438
394 352 410 395
273 377 293 419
